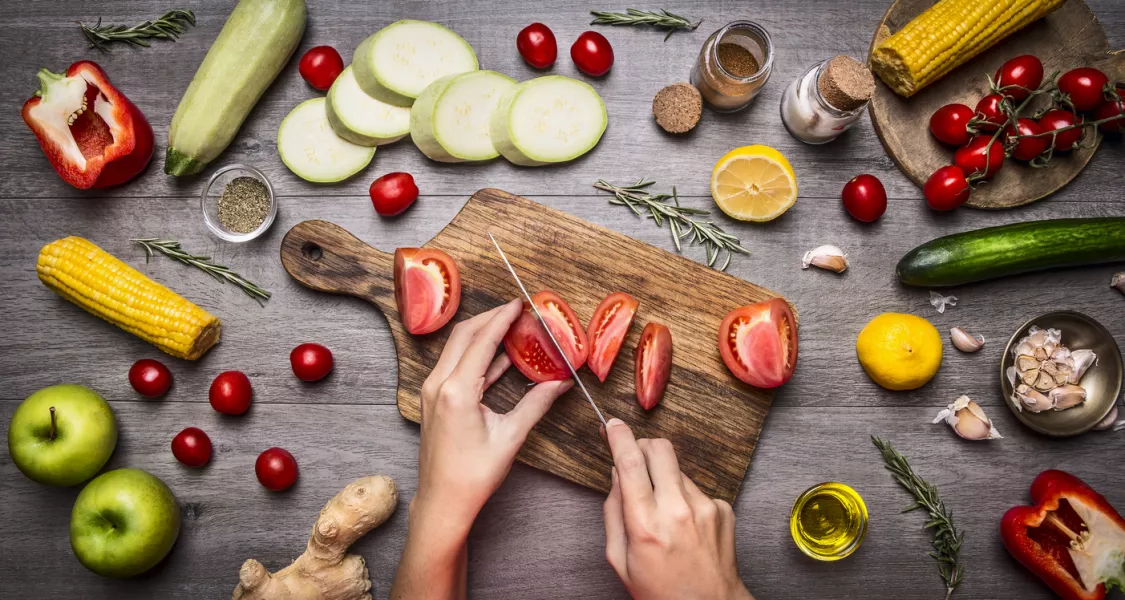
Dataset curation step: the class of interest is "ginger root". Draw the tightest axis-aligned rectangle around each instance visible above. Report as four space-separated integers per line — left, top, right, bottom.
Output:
233 475 398 600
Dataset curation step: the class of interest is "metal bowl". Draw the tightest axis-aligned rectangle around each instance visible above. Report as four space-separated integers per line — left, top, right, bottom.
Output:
1000 311 1122 437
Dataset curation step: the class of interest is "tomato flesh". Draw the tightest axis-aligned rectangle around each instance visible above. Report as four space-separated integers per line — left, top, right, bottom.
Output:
394 248 461 335
504 291 588 383
635 322 672 410
586 292 639 382
718 298 797 389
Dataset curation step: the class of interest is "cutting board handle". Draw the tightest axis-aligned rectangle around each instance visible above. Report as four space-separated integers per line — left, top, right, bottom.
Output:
280 220 395 311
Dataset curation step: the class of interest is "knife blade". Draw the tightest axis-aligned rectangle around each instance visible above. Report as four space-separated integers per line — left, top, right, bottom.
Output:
488 232 608 427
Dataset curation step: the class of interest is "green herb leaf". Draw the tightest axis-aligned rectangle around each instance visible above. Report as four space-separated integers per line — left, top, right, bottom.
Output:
79 9 196 51
132 238 270 305
589 8 701 41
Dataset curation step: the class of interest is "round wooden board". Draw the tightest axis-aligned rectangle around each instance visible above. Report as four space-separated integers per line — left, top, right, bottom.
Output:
867 0 1124 209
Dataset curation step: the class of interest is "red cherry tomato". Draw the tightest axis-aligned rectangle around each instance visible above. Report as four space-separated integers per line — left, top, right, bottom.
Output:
504 290 589 383
1006 118 1050 161
929 103 976 146
718 299 798 389
516 23 558 69
1039 109 1083 151
1057 67 1109 112
993 55 1043 102
290 343 334 382
571 31 614 77
128 358 172 398
393 248 461 335
370 172 418 217
1094 91 1125 133
171 427 212 467
255 447 298 491
298 46 344 91
923 165 971 211
954 135 1005 179
974 94 1009 132
635 322 672 410
586 292 639 382
841 174 887 223
209 371 253 415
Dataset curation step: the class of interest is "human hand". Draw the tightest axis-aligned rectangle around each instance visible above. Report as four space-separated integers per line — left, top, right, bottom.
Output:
603 419 753 600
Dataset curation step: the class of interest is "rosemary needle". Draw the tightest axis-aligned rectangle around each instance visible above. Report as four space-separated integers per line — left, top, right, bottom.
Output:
133 238 271 305
79 9 196 50
590 8 702 41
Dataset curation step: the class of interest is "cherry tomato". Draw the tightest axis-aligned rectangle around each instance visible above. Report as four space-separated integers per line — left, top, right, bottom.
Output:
993 55 1043 102
298 46 344 91
128 358 172 398
586 292 638 382
209 371 253 415
718 299 797 389
290 343 334 382
171 427 212 468
841 174 887 223
516 23 558 69
1057 67 1109 112
954 135 1005 178
929 103 976 146
1094 90 1125 133
255 447 298 491
1039 109 1083 151
1006 118 1050 161
393 248 461 335
635 322 672 410
370 172 418 217
571 31 614 77
504 290 589 383
923 165 971 211
974 94 1009 132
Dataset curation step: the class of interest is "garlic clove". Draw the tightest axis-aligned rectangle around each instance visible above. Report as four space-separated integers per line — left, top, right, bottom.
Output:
801 245 848 273
929 291 957 314
934 395 1001 440
1053 372 1070 386
1020 367 1040 386
1049 384 1087 411
1069 349 1097 384
1013 340 1036 359
1111 272 1124 296
1015 385 1053 413
1051 346 1071 362
950 327 984 352
1016 355 1040 372
1033 370 1057 392
1027 327 1049 347
1039 360 1059 377
1033 346 1049 361
1094 406 1119 431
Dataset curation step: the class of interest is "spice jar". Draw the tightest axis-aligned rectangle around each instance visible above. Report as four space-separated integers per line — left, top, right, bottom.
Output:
201 164 277 242
780 56 875 144
690 21 774 112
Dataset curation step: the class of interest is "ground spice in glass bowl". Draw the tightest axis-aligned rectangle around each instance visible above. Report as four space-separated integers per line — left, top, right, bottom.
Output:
201 164 277 242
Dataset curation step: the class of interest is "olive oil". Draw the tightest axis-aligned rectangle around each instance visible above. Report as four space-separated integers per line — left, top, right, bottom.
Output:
790 482 868 561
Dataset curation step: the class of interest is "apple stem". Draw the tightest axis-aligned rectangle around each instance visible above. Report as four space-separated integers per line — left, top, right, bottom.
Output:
49 406 56 441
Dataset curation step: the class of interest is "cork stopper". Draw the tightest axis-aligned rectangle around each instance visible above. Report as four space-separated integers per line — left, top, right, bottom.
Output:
818 56 875 111
652 83 703 134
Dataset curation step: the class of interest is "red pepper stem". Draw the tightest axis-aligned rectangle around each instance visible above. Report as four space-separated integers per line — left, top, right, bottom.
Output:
1044 513 1080 542
48 406 56 441
35 68 66 98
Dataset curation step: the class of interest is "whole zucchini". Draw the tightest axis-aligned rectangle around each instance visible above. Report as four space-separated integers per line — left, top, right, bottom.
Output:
897 218 1125 287
165 0 306 176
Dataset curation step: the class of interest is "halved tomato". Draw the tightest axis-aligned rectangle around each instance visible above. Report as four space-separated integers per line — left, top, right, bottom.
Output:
718 298 797 389
393 248 461 335
504 290 589 383
586 292 639 382
635 322 672 410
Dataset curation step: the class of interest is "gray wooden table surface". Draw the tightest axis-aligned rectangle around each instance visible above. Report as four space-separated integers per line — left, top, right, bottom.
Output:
1 1 1123 598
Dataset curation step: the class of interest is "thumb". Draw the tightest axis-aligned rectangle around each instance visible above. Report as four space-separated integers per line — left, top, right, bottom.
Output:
503 379 573 441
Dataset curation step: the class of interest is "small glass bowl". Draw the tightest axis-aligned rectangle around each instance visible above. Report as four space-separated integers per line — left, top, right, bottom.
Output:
201 164 277 242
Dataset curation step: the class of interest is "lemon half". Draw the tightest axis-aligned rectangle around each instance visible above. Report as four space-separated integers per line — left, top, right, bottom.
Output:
710 145 798 222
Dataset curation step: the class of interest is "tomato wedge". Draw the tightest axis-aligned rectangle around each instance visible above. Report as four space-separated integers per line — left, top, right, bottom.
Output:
586 292 639 382
718 298 798 389
504 290 589 383
635 322 672 410
393 248 461 335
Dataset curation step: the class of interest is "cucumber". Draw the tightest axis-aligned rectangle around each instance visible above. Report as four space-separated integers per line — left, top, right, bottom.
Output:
896 218 1125 287
352 20 478 107
410 71 517 162
489 76 607 167
165 0 306 176
278 98 375 183
326 66 411 147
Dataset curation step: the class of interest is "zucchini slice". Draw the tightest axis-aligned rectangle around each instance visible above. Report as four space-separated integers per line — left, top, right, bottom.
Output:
352 20 478 107
410 70 517 162
327 66 411 147
489 76 607 167
278 98 375 183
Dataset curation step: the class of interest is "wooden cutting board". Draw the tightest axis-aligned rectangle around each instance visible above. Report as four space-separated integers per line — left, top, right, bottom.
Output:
280 189 787 502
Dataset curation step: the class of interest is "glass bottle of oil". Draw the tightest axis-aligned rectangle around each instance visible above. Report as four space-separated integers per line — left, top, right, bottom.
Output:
790 482 868 561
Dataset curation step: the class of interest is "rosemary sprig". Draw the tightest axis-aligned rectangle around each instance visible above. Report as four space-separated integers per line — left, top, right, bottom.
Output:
133 238 270 305
872 437 964 600
594 179 748 270
79 9 196 50
590 8 702 41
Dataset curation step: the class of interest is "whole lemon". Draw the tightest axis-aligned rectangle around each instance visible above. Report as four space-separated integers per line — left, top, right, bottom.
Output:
856 313 943 391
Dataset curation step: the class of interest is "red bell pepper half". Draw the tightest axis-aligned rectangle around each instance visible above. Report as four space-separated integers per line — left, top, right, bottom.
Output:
21 61 153 189
1002 470 1125 600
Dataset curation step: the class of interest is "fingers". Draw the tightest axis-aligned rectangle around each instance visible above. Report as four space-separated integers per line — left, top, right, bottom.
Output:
482 352 512 391
502 379 573 441
680 473 712 511
638 439 686 508
429 300 517 384
603 468 627 580
605 419 655 523
449 299 524 385
715 498 736 555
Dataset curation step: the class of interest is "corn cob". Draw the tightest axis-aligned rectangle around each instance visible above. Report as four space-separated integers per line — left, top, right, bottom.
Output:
37 236 221 360
872 0 1065 97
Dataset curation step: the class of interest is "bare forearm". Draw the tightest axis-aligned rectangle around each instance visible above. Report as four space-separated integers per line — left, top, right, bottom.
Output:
390 500 470 600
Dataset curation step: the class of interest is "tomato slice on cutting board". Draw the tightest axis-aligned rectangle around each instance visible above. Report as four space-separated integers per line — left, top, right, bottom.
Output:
586 292 639 382
393 248 462 335
504 290 589 383
719 298 798 389
635 322 672 410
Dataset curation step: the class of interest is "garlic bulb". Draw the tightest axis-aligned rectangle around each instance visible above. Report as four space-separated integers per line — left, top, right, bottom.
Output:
1007 325 1096 413
950 327 984 352
933 396 1002 440
1112 272 1124 296
801 245 848 273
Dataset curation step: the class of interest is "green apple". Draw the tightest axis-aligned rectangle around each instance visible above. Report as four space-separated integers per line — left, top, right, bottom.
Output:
70 468 182 578
7 384 117 486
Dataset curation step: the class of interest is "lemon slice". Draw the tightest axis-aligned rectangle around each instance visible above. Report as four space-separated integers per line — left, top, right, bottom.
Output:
710 145 798 222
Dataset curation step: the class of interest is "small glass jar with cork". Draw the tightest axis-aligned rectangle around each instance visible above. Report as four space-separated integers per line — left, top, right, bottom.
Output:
780 56 875 144
690 21 774 112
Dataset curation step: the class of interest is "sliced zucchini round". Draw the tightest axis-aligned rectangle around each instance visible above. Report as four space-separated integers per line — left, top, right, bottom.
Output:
352 20 478 107
410 70 517 162
278 98 375 183
489 76 607 167
327 66 411 147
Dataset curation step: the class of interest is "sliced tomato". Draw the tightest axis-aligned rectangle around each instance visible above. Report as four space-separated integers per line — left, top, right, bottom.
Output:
718 298 798 389
393 248 461 335
586 292 639 382
635 322 672 410
504 290 589 383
